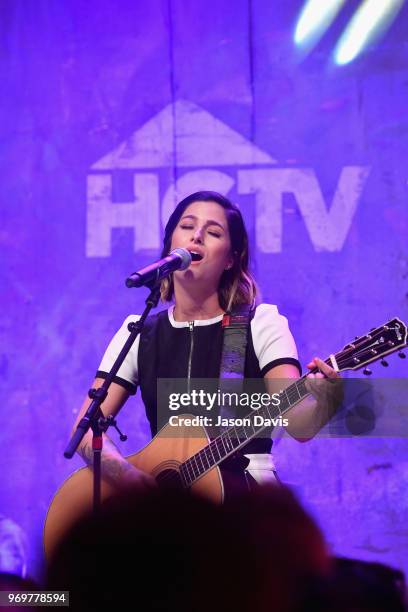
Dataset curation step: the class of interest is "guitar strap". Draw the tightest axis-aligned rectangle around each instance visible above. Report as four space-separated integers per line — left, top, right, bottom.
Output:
220 303 253 382
218 302 254 473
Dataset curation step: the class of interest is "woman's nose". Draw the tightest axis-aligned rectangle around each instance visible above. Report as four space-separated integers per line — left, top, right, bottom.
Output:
192 228 204 243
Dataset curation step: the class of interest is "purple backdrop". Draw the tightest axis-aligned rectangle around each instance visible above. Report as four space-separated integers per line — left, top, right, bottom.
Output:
1 0 407 581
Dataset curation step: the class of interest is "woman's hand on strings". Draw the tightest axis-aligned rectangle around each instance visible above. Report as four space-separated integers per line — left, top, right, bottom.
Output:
305 357 343 418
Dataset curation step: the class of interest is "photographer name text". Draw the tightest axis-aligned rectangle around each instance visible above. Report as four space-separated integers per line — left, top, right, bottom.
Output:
168 415 289 428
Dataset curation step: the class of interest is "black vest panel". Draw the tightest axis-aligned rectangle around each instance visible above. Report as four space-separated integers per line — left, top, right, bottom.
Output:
138 309 272 454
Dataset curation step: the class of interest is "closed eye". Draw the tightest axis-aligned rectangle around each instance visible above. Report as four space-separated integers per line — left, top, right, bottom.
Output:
179 224 221 237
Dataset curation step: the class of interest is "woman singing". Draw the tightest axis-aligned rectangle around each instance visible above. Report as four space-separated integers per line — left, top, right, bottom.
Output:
72 191 339 493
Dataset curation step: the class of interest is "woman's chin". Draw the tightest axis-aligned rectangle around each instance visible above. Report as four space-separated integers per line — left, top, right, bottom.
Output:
175 268 215 286
178 268 201 281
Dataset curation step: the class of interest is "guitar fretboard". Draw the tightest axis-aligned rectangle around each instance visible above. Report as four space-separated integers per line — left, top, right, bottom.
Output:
180 375 310 487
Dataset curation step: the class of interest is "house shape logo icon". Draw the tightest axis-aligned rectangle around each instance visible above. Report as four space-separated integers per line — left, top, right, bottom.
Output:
91 99 277 170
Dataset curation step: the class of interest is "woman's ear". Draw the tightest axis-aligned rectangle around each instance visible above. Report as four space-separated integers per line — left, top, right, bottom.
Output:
225 250 238 270
225 255 234 270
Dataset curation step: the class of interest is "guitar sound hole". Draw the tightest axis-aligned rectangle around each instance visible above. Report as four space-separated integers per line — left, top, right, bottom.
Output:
155 469 184 490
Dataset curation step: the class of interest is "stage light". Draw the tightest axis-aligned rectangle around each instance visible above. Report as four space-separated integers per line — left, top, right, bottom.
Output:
334 0 404 65
294 0 346 50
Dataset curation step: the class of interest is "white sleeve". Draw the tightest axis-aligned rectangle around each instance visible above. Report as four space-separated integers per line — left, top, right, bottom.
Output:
250 304 300 375
96 315 141 393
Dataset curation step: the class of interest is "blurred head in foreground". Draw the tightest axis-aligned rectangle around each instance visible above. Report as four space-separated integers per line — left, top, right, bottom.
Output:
46 484 331 612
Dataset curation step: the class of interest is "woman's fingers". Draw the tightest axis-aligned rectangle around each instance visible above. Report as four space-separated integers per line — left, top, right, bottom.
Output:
307 357 339 379
305 357 343 410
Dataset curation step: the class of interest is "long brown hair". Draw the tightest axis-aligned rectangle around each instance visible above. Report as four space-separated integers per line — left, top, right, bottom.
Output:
160 191 258 312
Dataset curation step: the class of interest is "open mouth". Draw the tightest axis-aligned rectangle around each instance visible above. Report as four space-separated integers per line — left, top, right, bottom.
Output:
190 252 203 262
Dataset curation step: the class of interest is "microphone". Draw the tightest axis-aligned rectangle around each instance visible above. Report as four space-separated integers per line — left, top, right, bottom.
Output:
125 248 192 288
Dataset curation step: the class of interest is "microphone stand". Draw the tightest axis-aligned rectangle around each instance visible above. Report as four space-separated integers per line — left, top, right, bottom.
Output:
64 282 162 515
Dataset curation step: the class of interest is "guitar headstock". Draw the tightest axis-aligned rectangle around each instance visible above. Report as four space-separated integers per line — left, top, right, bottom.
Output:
333 318 407 373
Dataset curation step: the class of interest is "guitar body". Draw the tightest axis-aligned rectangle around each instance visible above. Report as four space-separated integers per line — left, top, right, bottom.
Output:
44 417 223 560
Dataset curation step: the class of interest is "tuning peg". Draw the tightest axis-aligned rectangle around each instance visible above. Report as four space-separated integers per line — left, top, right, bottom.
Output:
363 367 372 376
380 359 389 367
399 351 406 359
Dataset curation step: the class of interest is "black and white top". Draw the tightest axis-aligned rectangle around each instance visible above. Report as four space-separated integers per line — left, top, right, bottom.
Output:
97 304 300 455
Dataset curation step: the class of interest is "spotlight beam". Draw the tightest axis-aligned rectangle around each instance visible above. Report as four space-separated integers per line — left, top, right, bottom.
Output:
334 0 405 65
294 0 346 51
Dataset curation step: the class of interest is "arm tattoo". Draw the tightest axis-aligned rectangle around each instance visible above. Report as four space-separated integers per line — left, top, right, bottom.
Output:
78 436 133 482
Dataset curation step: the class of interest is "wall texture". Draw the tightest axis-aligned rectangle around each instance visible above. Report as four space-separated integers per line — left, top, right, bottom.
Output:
0 0 407 580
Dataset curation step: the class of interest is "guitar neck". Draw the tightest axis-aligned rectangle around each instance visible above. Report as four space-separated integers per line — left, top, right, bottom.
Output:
179 316 407 488
179 372 313 488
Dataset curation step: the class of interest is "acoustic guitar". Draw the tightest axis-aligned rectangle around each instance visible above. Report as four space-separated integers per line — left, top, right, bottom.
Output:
44 318 407 559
